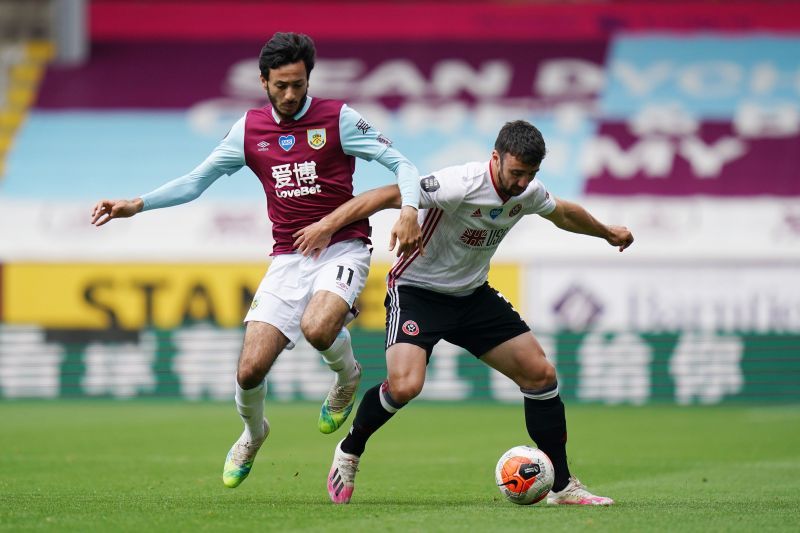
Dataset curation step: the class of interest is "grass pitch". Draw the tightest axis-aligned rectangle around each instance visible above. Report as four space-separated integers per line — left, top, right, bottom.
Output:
1 401 799 532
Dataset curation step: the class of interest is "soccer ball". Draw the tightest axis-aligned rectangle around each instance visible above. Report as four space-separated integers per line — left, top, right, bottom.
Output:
495 445 554 505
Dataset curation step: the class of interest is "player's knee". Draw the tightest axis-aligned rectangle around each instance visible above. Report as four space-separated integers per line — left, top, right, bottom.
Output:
389 378 423 404
237 364 266 390
518 360 557 390
540 363 557 386
301 322 338 351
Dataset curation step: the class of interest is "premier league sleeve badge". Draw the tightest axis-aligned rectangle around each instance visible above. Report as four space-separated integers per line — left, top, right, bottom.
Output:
420 175 440 192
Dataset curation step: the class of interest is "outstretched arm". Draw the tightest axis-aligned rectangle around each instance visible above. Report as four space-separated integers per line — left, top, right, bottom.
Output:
293 185 402 258
90 162 224 227
91 115 245 228
91 197 144 226
541 198 634 252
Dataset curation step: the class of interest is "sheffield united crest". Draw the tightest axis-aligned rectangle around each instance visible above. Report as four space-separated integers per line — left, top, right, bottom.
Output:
402 320 420 336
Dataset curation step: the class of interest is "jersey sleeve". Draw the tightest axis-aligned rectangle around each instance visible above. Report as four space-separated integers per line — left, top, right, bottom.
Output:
339 104 391 161
140 116 246 211
341 104 420 209
418 167 465 214
209 115 247 174
522 179 557 216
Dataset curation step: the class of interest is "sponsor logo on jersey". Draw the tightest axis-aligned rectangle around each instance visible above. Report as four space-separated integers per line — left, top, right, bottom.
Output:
420 176 440 192
486 228 509 246
460 228 487 246
275 184 322 198
490 208 503 219
459 227 509 248
271 161 320 199
355 119 371 134
307 128 326 150
279 135 295 151
257 140 270 152
402 320 420 336
509 204 522 217
250 296 260 310
377 134 393 146
471 208 482 218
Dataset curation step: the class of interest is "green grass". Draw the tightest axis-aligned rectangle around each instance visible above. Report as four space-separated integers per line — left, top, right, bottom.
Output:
1 402 799 532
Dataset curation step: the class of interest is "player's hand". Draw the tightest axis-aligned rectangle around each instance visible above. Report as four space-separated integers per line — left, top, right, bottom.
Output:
91 198 143 227
389 205 423 260
606 225 634 252
293 219 334 258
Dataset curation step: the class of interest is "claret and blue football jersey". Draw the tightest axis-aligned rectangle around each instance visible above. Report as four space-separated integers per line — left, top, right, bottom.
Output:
141 96 418 255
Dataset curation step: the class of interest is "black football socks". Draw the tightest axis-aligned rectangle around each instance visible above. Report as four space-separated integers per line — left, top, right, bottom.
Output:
523 394 571 492
341 380 406 456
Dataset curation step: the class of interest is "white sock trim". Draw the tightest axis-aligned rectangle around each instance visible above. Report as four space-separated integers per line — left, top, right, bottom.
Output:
521 382 559 401
379 392 399 414
378 381 403 414
235 380 266 401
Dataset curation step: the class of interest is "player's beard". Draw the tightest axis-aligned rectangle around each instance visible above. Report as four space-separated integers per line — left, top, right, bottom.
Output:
497 159 525 197
267 87 308 122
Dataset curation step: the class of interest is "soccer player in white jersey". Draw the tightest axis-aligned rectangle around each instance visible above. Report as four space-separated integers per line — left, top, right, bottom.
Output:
293 120 634 505
90 33 423 490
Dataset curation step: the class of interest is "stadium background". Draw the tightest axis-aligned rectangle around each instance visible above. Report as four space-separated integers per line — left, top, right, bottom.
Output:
0 0 799 405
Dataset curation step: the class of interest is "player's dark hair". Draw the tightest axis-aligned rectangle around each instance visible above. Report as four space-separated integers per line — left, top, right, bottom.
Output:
259 32 316 79
494 120 547 166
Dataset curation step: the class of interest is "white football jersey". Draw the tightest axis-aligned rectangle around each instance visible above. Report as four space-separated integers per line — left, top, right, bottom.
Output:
388 161 556 295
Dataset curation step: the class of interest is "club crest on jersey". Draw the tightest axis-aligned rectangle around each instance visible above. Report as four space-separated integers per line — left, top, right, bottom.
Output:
509 204 522 217
402 320 420 336
490 208 503 219
420 176 440 192
307 128 326 150
279 135 295 151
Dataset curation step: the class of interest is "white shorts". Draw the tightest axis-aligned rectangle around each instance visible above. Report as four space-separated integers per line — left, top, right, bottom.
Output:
244 239 371 349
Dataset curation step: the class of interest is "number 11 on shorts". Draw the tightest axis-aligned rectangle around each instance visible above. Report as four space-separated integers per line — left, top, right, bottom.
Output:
336 265 354 287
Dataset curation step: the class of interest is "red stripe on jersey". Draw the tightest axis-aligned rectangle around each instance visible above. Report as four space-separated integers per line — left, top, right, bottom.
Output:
388 208 444 287
389 209 438 277
387 214 437 287
387 211 436 286
488 161 510 204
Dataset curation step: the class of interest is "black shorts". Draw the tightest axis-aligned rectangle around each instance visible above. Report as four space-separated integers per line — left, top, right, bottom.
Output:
384 282 531 358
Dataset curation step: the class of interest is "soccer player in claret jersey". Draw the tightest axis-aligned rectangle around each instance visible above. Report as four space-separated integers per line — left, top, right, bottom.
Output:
293 120 634 505
90 32 423 489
